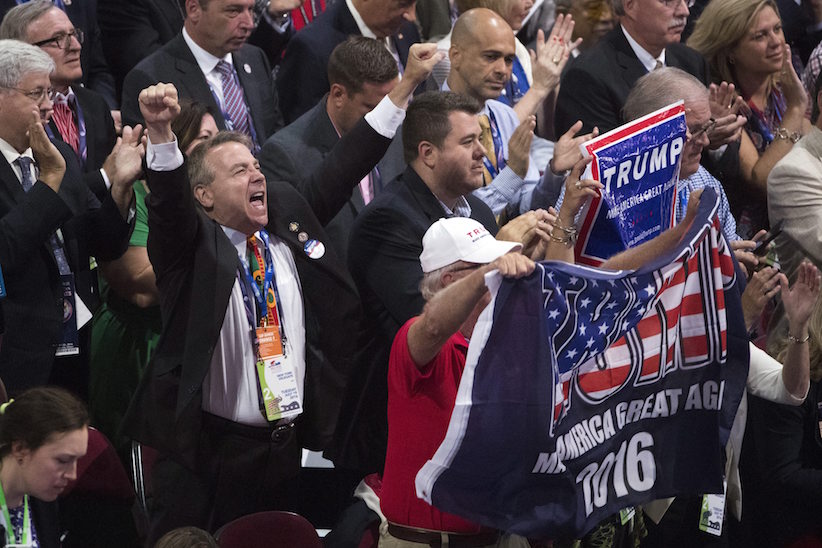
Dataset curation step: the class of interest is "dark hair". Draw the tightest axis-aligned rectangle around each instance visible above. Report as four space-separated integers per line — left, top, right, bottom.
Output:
812 70 822 125
327 37 398 95
0 387 88 459
187 130 251 189
402 91 482 163
154 526 218 548
173 98 218 154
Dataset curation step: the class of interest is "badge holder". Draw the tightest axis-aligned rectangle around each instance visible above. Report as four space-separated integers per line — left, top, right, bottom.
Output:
698 479 727 537
55 274 80 356
255 325 302 422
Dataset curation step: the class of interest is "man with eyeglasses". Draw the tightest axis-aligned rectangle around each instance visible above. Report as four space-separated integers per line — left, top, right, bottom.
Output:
0 0 136 203
0 39 136 398
0 0 117 109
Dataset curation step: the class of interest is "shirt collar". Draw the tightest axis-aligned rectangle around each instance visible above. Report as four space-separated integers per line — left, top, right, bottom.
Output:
621 24 665 73
52 86 76 106
222 225 254 260
183 27 233 76
439 195 472 218
0 137 32 167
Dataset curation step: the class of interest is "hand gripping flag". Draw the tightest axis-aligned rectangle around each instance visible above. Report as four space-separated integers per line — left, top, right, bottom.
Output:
415 188 749 539
575 102 687 267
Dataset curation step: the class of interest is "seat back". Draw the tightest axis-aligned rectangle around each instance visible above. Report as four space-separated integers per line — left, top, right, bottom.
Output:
62 427 134 501
215 511 322 548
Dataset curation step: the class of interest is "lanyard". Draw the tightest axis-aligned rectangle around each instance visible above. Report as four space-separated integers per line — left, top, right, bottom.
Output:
237 231 287 349
0 482 29 547
481 109 507 179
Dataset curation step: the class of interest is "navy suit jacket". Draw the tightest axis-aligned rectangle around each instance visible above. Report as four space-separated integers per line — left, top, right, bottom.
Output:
554 27 710 136
0 141 131 393
121 33 283 141
276 0 419 123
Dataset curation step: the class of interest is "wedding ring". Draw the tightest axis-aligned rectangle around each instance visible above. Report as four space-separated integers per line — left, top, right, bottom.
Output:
575 181 582 190
552 57 561 64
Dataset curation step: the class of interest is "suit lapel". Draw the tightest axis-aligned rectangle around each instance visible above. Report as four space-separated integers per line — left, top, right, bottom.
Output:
0 158 23 210
169 36 229 129
233 48 265 142
610 29 650 94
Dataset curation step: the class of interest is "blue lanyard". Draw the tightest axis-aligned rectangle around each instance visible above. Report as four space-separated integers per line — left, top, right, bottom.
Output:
499 57 530 107
481 109 507 179
237 231 287 346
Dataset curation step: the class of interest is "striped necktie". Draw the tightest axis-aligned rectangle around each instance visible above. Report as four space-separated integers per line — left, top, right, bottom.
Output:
215 60 252 139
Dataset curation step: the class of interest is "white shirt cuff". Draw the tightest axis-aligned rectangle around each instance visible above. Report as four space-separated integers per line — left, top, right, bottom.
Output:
146 135 184 171
364 95 406 139
100 168 112 190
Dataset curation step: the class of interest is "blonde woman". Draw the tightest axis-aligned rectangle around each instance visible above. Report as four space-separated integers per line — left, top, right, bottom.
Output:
688 0 810 234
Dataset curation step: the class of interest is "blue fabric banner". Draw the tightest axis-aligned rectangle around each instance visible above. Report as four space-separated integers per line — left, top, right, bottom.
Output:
415 189 749 539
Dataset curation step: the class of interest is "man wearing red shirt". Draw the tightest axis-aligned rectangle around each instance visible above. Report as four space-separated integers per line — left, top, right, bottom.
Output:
379 217 533 547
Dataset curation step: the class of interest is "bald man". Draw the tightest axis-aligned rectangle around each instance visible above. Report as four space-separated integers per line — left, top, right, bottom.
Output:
444 8 542 217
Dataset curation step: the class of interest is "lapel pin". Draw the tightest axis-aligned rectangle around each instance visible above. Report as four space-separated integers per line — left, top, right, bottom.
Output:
298 232 308 243
304 239 325 260
288 222 299 232
244 63 252 74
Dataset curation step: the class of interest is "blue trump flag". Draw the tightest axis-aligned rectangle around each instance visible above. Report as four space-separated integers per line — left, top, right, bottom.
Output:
415 189 749 539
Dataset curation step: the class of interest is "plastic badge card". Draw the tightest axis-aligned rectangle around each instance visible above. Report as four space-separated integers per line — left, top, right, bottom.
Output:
575 101 687 266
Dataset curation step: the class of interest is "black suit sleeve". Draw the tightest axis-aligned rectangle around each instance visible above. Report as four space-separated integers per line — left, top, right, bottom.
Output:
74 193 132 262
262 118 392 225
247 18 294 67
555 63 622 136
145 163 200 277
349 208 427 341
0 184 71 276
277 35 329 124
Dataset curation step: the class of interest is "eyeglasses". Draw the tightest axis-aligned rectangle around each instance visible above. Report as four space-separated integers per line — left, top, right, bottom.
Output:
658 0 695 8
1 86 53 104
688 118 716 141
32 28 84 50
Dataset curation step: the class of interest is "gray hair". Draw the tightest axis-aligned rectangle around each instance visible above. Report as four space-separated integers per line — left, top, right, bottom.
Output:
419 262 464 301
186 130 252 190
622 67 707 121
0 0 56 41
0 39 54 89
612 0 625 16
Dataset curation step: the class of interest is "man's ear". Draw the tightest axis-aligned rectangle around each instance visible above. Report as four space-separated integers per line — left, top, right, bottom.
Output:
449 44 461 71
329 83 348 109
185 0 202 21
418 141 438 169
193 184 213 209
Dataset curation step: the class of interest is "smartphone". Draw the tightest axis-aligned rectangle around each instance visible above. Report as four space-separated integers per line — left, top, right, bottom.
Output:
752 225 782 257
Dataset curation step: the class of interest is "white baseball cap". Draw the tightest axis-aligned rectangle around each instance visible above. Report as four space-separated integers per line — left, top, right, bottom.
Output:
420 217 522 273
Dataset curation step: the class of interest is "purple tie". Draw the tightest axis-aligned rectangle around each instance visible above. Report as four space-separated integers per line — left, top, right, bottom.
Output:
215 60 252 138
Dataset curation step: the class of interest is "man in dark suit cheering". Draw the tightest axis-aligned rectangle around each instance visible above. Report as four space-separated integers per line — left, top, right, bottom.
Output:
125 44 442 541
120 0 283 148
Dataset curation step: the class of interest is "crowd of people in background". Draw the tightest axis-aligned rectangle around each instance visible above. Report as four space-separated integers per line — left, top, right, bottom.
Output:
1 0 822 545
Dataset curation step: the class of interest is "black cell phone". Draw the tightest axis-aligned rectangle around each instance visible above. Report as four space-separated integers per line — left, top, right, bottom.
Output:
752 225 783 256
